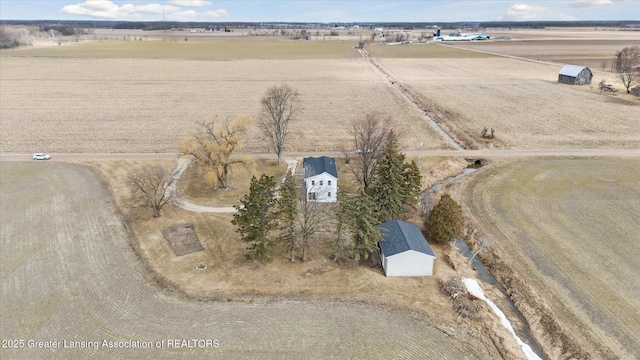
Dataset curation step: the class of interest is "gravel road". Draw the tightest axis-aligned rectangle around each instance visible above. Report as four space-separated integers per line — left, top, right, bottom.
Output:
2 148 639 163
0 162 490 359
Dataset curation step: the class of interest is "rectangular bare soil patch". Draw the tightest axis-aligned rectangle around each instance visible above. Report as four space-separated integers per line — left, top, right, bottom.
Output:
161 224 204 256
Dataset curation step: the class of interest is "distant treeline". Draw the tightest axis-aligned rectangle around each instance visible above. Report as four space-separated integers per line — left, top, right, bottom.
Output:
1 19 639 31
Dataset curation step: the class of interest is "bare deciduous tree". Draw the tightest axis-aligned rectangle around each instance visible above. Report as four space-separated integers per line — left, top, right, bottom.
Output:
613 46 640 94
295 174 331 262
349 111 392 190
180 115 250 189
258 84 300 164
127 165 175 218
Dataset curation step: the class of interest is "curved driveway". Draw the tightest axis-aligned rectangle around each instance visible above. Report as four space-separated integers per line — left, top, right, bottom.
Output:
0 162 489 359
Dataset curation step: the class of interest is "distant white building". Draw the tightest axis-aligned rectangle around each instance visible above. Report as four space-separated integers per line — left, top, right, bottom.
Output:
303 156 338 203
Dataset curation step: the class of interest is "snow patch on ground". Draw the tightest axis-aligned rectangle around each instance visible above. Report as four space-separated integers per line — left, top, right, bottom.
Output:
463 278 542 360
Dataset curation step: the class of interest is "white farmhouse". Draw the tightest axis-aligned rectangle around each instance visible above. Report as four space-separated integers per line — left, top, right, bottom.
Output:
303 156 338 203
378 220 435 277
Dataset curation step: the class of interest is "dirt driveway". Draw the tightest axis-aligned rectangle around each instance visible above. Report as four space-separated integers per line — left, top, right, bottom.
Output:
0 162 491 359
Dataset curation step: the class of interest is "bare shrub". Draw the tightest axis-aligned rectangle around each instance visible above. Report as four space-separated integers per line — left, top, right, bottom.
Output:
440 277 482 320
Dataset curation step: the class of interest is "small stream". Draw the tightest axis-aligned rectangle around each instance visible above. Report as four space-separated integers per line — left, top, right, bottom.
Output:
425 166 546 360
457 241 546 360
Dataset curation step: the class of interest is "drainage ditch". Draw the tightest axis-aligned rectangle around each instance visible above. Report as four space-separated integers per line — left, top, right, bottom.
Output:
425 163 546 360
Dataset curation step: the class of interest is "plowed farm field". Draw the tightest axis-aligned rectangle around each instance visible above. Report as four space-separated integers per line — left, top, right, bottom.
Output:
374 49 640 150
0 42 451 155
456 158 640 360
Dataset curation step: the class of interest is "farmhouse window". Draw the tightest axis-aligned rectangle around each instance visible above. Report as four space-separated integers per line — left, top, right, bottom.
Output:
320 180 323 185
311 180 315 186
328 192 332 197
328 180 331 185
309 192 317 200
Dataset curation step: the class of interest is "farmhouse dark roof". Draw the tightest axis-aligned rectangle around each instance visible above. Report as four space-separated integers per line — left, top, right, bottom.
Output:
303 156 338 178
559 65 589 77
378 220 435 257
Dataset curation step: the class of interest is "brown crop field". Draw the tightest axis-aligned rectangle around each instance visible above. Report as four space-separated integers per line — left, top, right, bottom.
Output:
0 41 452 155
3 40 362 59
375 50 640 150
455 158 640 360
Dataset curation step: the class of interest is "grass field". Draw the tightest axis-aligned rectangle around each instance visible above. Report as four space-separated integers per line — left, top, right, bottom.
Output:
367 43 492 59
452 39 640 69
456 158 640 360
1 40 361 59
178 158 287 207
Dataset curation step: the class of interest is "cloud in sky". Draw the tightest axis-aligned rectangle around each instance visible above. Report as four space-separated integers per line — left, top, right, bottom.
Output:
203 9 230 18
570 0 613 8
60 0 227 20
168 0 211 7
0 0 627 22
61 1 178 19
499 2 578 21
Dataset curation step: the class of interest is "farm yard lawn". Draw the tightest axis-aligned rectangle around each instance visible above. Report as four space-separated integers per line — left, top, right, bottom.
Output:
376 56 640 150
454 158 640 360
177 158 287 207
86 157 517 357
0 55 450 155
0 161 498 359
179 155 454 207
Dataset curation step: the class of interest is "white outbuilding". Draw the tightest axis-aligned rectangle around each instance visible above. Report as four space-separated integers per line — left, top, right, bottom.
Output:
303 156 338 203
378 220 435 277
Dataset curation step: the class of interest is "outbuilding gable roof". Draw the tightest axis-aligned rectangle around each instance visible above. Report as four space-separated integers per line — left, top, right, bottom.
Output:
303 156 338 178
559 65 590 77
378 220 435 257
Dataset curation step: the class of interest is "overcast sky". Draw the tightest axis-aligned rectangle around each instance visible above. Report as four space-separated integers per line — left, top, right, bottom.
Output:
1 0 638 22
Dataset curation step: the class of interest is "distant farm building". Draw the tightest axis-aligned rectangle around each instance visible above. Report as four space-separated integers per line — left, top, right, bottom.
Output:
558 65 593 85
303 156 338 203
378 220 435 277
434 32 489 41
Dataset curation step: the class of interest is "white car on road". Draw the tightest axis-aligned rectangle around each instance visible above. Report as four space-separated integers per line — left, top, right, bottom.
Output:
33 153 51 160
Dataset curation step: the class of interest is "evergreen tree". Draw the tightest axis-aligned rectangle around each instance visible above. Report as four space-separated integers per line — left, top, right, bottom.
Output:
427 193 464 243
403 160 422 205
339 190 383 260
367 132 422 222
368 132 405 222
231 174 278 263
278 170 298 262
